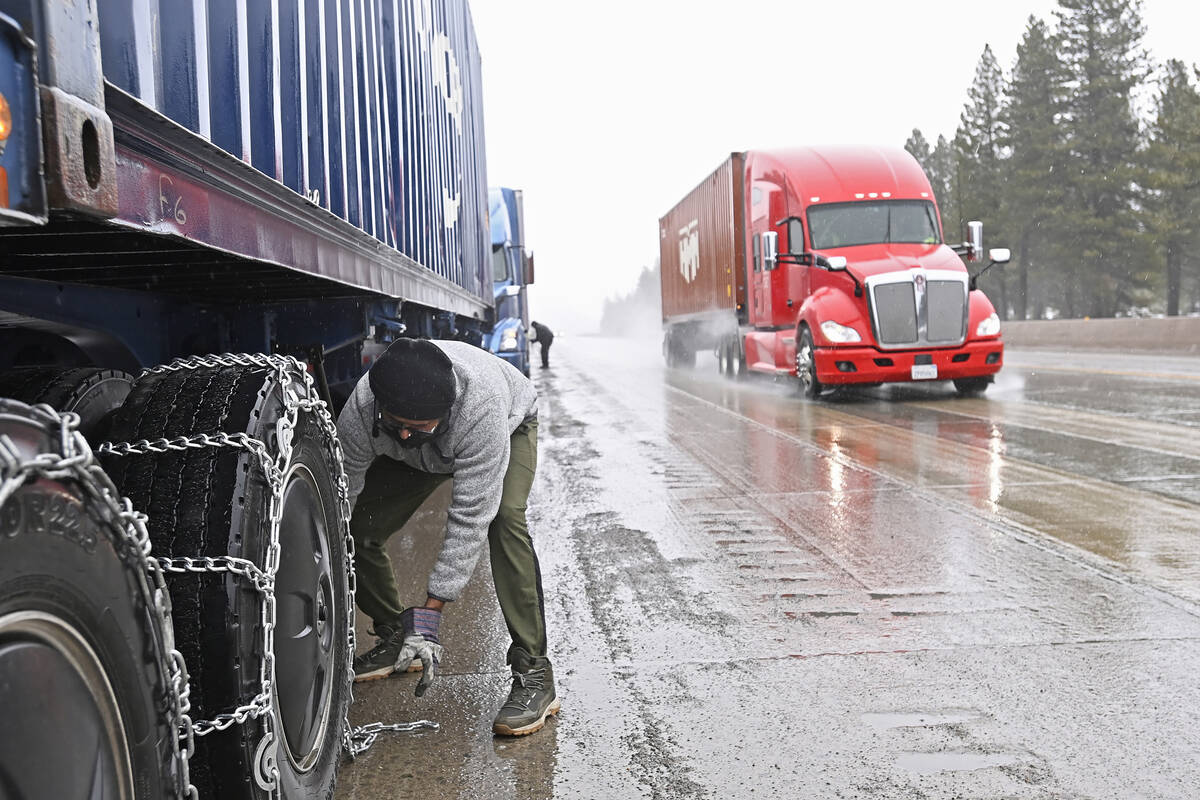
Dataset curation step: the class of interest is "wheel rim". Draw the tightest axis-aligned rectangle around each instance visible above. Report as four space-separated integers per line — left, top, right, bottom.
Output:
0 610 133 800
274 463 337 772
798 338 815 394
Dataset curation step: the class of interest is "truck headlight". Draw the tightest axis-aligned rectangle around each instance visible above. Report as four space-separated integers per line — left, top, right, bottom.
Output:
499 330 519 352
819 320 861 343
975 313 1000 337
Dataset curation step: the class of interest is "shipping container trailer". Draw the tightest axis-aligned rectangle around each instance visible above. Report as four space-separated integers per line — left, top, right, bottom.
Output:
0 1 493 797
486 186 535 375
659 146 1010 396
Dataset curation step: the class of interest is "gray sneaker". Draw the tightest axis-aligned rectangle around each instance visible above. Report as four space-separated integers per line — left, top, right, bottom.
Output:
353 624 406 681
492 648 560 736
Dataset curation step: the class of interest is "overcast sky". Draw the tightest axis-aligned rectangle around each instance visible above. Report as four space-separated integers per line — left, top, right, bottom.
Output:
469 0 1200 335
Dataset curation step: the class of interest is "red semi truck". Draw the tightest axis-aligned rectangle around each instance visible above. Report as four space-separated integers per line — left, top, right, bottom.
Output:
658 146 1010 397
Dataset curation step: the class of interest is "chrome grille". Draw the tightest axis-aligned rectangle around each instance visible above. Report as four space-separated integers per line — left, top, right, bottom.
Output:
874 283 917 343
926 280 967 343
868 271 968 349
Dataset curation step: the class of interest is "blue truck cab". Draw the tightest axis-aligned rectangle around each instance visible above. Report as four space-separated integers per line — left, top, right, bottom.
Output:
487 186 536 375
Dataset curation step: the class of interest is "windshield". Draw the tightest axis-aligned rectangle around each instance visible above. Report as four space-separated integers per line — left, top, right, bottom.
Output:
492 244 509 282
807 200 941 249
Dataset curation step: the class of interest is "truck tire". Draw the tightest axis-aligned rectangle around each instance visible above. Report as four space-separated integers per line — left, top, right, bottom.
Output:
0 367 134 442
0 400 180 799
953 377 991 396
102 361 351 800
717 339 741 380
661 330 695 370
663 333 681 368
796 328 823 399
670 337 696 370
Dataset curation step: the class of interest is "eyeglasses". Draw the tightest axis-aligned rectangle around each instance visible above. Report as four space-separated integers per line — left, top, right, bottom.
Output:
373 403 440 438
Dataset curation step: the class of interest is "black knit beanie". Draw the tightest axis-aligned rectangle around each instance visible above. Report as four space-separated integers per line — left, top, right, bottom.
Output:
368 338 456 419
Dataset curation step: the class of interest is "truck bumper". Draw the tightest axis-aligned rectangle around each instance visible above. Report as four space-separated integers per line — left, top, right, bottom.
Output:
814 339 1003 385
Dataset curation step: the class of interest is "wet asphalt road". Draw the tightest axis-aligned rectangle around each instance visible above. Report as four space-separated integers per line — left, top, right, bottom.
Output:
335 338 1200 800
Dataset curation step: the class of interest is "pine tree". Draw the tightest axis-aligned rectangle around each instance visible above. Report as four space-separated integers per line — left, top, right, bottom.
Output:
1144 60 1200 316
953 45 1009 316
1054 0 1152 317
904 129 932 165
1000 16 1072 319
903 129 952 239
930 135 957 241
904 129 957 238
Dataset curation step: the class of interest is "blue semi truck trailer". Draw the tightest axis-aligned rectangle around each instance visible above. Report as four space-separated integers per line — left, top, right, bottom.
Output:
486 186 535 375
0 1 493 798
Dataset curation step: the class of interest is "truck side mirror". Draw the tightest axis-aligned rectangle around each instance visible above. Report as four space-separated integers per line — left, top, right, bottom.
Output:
524 252 535 285
825 256 848 271
968 247 1011 290
762 231 778 269
967 221 983 263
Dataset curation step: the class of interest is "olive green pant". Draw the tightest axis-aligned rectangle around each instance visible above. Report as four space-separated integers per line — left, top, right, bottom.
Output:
350 418 546 660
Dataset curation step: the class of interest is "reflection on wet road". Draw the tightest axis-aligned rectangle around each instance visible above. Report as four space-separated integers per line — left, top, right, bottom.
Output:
337 338 1200 800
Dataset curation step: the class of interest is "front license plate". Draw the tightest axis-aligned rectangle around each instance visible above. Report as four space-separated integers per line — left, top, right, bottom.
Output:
911 364 938 380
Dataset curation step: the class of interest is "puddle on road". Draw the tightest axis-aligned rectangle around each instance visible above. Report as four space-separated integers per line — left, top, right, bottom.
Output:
896 751 1023 775
861 710 983 730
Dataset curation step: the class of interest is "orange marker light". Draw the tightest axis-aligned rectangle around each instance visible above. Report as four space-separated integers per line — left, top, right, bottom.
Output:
0 91 11 141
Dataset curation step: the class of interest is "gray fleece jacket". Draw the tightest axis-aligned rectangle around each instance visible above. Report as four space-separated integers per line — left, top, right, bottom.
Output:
337 340 538 601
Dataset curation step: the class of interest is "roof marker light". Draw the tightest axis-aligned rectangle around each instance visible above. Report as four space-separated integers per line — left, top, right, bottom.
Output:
882 192 891 198
810 196 820 202
868 192 878 198
855 193 865 199
921 192 929 198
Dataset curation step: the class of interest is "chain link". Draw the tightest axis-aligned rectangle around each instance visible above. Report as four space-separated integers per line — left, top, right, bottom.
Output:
345 720 440 757
0 406 199 799
158 556 273 593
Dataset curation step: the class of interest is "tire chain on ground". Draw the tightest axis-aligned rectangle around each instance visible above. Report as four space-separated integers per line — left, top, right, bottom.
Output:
0 404 199 800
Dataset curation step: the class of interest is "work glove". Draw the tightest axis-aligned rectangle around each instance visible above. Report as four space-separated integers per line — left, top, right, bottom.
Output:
397 606 443 696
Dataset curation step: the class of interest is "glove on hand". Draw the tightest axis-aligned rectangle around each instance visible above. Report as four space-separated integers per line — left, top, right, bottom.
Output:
397 606 444 697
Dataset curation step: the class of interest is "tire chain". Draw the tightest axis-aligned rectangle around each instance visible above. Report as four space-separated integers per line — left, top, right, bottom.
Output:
97 353 361 795
100 354 431 788
0 405 200 800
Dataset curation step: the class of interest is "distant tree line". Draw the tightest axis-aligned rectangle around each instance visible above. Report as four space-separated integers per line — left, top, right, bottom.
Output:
906 0 1200 319
599 259 661 336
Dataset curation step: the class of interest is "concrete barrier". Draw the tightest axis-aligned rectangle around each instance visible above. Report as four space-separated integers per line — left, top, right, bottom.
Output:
1001 317 1200 353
